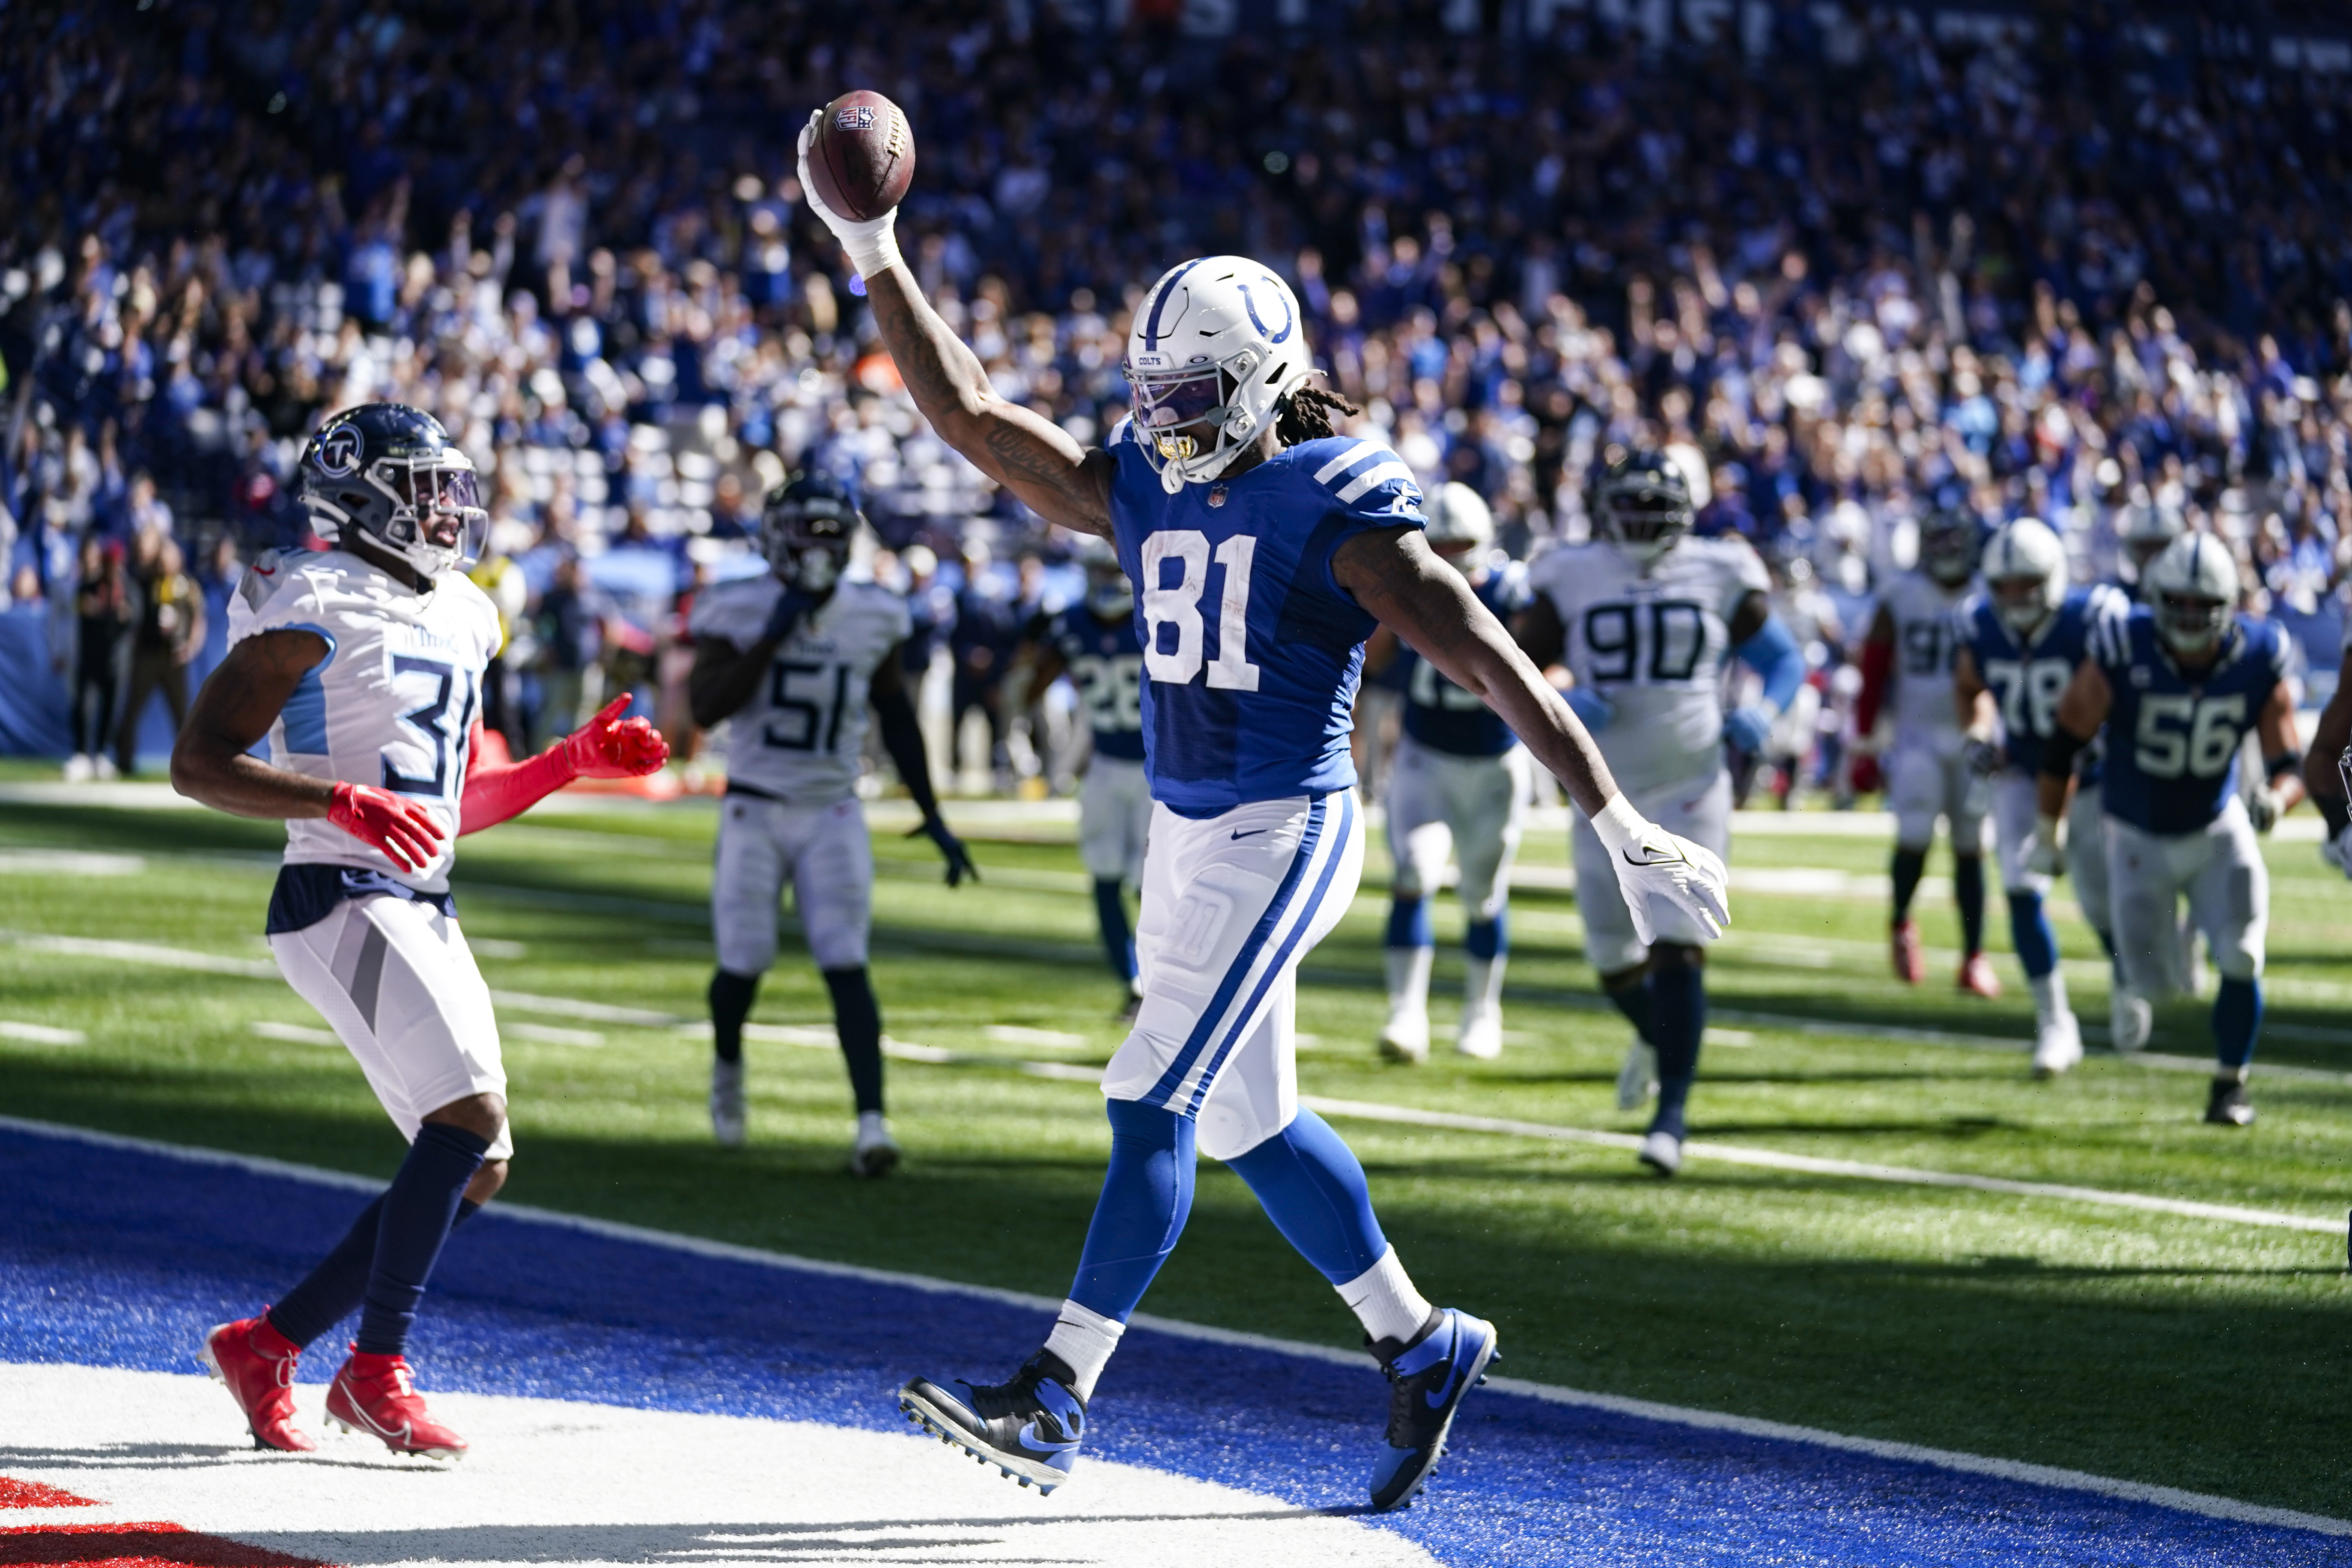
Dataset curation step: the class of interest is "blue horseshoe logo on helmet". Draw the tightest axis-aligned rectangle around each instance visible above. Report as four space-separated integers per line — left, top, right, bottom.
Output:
1237 277 1293 345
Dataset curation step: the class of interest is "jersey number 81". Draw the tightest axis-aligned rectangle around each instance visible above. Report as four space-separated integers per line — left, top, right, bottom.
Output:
1141 531 1262 692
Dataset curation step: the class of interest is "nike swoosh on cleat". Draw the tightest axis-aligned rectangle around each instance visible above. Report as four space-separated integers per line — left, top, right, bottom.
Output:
1423 1364 1462 1410
1017 1420 1082 1452
1230 827 1269 840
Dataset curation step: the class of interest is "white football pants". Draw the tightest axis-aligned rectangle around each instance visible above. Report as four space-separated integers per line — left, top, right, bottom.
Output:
1078 754 1152 885
712 793 875 974
2105 796 2266 999
1385 734 1532 923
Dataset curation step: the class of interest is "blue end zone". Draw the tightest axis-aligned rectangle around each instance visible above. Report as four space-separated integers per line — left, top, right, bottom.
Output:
0 1123 2341 1568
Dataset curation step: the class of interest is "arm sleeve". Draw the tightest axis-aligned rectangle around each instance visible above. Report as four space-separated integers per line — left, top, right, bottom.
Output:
874 683 942 822
1734 615 1807 714
1854 635 1894 735
459 720 578 834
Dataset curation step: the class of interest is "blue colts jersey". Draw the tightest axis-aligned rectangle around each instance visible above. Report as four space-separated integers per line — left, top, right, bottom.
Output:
1963 584 2128 776
1043 606 1147 762
2095 609 2287 835
1105 423 1425 816
1397 567 1527 757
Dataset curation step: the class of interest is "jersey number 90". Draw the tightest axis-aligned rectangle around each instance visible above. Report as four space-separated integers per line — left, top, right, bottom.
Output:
1582 600 1705 685
1141 531 1262 692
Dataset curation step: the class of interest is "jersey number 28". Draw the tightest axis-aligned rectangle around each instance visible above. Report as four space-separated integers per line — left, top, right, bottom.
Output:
1140 531 1262 692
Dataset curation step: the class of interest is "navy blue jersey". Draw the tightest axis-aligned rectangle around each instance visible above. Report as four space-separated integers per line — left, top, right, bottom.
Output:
1397 566 1528 757
1106 423 1424 815
1044 606 1147 762
1963 584 2128 776
2095 609 2286 835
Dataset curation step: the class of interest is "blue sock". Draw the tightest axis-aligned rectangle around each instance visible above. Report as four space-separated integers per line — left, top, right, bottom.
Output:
1223 1107 1389 1285
1954 854 1987 956
1091 879 1136 984
2007 891 2058 979
1385 896 1432 949
1891 847 1927 921
1464 912 1505 960
1605 970 1655 1043
2213 978 2262 1070
1067 1099 1195 1323
269 1195 482 1350
1648 959 1706 1140
354 1122 490 1357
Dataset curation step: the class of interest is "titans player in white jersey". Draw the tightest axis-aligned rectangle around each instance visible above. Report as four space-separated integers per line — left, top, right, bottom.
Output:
1954 519 2128 1077
1518 450 1807 1178
688 472 975 1173
171 405 668 1459
799 123 1729 1512
2038 534 2302 1124
1364 482 1533 1062
1006 541 1151 1015
1854 509 1996 995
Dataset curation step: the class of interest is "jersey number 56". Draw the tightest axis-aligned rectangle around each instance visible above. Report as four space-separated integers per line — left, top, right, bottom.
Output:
1140 531 1262 692
2133 693 2246 779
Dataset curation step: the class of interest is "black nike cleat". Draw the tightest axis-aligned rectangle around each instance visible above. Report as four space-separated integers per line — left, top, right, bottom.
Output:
2204 1077 2255 1127
899 1350 1086 1493
1367 1308 1499 1511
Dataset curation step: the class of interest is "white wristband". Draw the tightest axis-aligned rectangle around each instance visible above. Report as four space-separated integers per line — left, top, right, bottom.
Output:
843 218 903 284
1589 792 1647 853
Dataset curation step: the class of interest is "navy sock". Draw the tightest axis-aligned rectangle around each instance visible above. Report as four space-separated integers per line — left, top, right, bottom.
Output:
269 1198 481 1350
1385 896 1433 948
1224 1108 1389 1285
354 1123 490 1357
2213 977 2262 1070
1647 958 1706 1140
823 966 885 1115
1954 854 1987 956
1091 879 1136 983
1067 1099 1195 1323
2007 891 2058 979
1604 970 1655 1044
1891 847 1927 922
709 969 760 1064
1464 912 1506 960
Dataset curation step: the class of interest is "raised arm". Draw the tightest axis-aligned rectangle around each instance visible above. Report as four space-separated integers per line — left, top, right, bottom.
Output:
797 116 1113 538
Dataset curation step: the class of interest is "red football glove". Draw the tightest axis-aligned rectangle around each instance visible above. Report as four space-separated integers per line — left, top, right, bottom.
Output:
328 781 446 871
556 696 670 780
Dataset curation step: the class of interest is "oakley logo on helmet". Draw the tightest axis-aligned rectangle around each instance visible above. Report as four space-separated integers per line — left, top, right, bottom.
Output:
315 425 364 478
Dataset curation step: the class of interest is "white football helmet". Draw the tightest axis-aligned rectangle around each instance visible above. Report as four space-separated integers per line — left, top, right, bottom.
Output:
1982 516 2068 635
1076 535 1133 620
1424 482 1494 569
2119 500 2186 578
1124 256 1315 495
2142 532 2239 655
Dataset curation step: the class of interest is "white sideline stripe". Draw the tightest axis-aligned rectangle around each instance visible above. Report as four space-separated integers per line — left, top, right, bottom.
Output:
0 1019 86 1046
0 848 145 876
9 931 2347 1222
0 1111 2342 1543
1333 461 1414 504
507 1021 607 1048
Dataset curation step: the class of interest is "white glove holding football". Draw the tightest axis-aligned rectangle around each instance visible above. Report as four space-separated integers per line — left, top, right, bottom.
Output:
1591 794 1730 946
2024 812 2066 878
796 111 902 279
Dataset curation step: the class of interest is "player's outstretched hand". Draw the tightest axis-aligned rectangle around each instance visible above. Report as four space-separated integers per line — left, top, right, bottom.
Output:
796 112 899 277
1721 702 1775 754
1962 738 2004 777
559 697 671 780
328 781 445 873
909 815 978 888
2024 813 2066 877
1590 794 1729 946
2247 784 2283 835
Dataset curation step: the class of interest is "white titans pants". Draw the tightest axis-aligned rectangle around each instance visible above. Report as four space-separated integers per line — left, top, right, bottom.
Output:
712 793 875 974
1572 768 1731 973
1989 772 2051 897
2066 779 2111 938
1886 728 1987 853
2105 796 2267 999
1100 791 1366 1161
270 892 513 1160
1386 734 1532 923
1078 755 1152 885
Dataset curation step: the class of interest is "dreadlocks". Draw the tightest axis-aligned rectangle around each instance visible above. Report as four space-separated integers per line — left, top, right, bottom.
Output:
1275 385 1362 446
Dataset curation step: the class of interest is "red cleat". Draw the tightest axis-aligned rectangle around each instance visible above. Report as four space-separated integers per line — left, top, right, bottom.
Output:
1958 952 2002 999
202 1313 316 1452
1890 920 1925 984
325 1349 469 1460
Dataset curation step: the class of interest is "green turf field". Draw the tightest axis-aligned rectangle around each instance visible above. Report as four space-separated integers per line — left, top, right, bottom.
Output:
2 782 2347 1515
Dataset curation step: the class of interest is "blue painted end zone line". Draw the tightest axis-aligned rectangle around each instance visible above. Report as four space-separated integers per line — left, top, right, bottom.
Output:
0 1117 2344 1567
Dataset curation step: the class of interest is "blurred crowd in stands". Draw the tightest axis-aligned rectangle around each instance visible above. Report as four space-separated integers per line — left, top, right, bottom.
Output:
4 0 2352 794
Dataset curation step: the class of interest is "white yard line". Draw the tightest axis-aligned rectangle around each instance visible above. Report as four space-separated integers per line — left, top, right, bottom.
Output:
0 1112 2343 1542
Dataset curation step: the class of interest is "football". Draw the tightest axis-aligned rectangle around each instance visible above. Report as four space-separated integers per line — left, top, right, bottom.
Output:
806 89 915 223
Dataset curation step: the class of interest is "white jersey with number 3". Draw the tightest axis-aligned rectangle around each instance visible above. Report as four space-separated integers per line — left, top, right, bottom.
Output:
690 574 912 805
1526 536 1769 795
226 548 502 893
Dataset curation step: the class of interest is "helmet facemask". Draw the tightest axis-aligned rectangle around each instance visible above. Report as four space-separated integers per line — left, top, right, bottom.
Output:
1085 562 1134 620
359 453 488 577
1920 519 1979 586
762 492 855 596
1597 480 1690 569
1127 355 1269 495
2154 589 2230 655
1990 573 2056 635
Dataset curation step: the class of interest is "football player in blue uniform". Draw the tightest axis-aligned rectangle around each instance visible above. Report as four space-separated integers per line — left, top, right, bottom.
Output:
1953 519 2127 1077
799 122 1730 1511
2039 534 2304 1125
1007 541 1151 1015
1363 482 1535 1063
